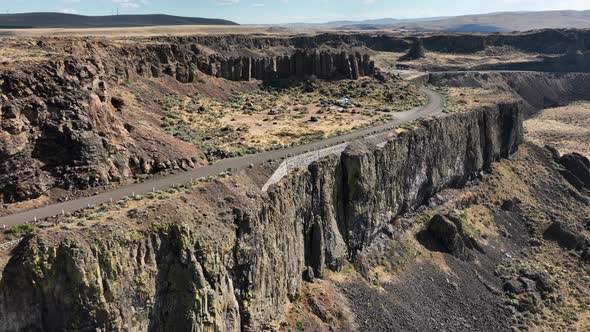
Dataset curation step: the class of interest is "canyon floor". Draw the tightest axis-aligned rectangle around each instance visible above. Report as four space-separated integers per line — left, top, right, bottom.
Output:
1 29 590 331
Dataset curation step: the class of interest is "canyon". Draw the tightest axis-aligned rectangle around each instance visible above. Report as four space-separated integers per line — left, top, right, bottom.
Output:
0 101 523 331
0 29 589 331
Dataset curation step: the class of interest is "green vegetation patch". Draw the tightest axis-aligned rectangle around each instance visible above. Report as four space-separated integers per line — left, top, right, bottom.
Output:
5 224 35 236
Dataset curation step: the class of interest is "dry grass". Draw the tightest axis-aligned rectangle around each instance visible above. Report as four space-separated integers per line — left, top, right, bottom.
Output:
448 145 590 330
462 204 498 239
157 78 425 156
0 25 287 38
0 46 55 63
374 49 549 73
443 87 518 113
281 277 358 332
525 102 590 159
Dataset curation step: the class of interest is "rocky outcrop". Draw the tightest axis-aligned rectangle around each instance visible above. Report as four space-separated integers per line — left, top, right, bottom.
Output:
545 147 590 192
422 214 482 260
544 220 589 251
558 153 590 191
147 29 590 55
400 38 426 61
428 71 590 115
0 57 201 203
209 50 374 81
337 102 522 257
124 44 375 82
0 101 523 331
421 29 590 54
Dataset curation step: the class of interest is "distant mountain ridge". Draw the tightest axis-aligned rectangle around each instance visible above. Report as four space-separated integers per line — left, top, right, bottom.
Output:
277 10 590 33
281 17 450 29
338 10 590 32
0 12 238 29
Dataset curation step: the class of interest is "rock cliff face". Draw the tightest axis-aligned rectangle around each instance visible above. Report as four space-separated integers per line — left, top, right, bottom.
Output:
421 29 590 54
161 30 590 55
204 50 375 81
0 102 523 331
107 41 375 82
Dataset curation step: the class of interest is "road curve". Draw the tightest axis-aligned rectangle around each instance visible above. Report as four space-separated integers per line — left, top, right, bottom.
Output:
0 87 443 227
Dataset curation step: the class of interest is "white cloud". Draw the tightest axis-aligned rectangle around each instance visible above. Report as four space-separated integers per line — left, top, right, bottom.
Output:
58 8 79 14
112 0 142 9
216 0 240 5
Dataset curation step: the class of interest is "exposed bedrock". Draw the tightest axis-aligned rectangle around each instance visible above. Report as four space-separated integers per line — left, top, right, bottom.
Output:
147 30 590 55
420 29 590 54
0 102 523 331
546 147 590 193
130 45 375 81
0 59 200 203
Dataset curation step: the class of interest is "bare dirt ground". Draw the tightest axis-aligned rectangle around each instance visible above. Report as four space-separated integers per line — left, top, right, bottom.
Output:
525 102 590 159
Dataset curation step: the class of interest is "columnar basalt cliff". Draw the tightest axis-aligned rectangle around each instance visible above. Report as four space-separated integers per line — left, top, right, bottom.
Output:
198 50 374 81
146 30 590 55
0 102 523 331
115 43 376 82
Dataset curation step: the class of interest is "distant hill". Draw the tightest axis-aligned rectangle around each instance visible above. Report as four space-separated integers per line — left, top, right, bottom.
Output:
0 12 238 29
339 10 590 33
280 17 449 29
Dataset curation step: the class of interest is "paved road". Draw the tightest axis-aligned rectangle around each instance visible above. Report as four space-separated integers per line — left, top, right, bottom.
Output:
0 87 443 227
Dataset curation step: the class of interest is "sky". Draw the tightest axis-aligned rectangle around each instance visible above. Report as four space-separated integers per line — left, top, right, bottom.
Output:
0 0 589 24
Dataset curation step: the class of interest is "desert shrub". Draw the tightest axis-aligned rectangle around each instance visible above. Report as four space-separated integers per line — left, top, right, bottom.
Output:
5 224 35 236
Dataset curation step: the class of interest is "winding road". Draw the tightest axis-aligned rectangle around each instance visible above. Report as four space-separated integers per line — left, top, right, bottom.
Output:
0 87 443 227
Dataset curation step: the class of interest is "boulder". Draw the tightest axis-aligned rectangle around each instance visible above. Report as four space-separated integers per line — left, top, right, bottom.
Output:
518 277 537 292
515 292 543 313
401 38 426 61
303 266 315 283
543 220 587 251
426 214 480 260
503 279 524 294
501 198 518 212
544 145 561 161
522 271 554 293
559 153 590 190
